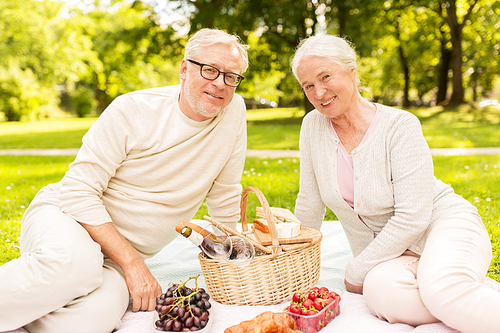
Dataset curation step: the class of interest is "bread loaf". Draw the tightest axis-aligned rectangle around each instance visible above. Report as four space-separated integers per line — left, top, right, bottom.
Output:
224 311 301 333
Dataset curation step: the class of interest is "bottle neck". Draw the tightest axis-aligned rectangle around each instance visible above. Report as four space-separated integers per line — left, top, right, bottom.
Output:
181 226 204 247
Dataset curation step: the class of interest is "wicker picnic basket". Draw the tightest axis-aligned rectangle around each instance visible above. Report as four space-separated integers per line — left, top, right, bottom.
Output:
198 186 322 306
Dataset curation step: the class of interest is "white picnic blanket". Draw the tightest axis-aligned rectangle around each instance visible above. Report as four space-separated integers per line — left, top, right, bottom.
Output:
4 221 500 333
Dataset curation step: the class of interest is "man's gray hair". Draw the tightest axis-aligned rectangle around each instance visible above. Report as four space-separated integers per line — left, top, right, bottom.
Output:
184 28 249 74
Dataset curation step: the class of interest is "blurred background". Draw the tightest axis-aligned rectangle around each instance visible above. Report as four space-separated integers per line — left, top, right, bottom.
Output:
0 0 499 121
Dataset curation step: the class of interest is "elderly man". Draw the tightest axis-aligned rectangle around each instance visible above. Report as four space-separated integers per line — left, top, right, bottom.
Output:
0 28 249 333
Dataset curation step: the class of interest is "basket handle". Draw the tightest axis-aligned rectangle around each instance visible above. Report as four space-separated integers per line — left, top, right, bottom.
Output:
240 186 281 258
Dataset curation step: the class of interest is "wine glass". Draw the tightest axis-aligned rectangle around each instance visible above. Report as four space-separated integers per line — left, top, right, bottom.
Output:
196 223 233 261
225 235 255 267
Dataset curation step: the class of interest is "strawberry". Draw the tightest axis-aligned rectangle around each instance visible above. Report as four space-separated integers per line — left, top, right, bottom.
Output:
289 303 302 315
308 290 319 301
329 291 339 299
323 297 334 306
306 309 318 316
319 286 329 296
296 317 310 329
302 298 314 309
313 299 323 312
292 292 306 304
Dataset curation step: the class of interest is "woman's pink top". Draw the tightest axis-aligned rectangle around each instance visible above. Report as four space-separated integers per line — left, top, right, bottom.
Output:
328 104 381 208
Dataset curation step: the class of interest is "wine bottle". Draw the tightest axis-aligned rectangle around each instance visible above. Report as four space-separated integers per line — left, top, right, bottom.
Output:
176 222 232 260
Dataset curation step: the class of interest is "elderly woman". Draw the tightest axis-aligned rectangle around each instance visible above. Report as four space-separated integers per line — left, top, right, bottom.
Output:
291 34 500 333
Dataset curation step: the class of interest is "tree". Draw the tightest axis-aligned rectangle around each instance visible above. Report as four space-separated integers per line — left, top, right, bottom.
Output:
182 0 366 112
71 0 182 112
440 0 478 105
462 0 500 101
0 0 101 120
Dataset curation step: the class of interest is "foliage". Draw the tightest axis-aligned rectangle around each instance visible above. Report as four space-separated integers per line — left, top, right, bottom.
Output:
70 0 183 112
0 0 101 120
0 0 499 120
463 0 500 101
0 65 58 121
72 85 98 117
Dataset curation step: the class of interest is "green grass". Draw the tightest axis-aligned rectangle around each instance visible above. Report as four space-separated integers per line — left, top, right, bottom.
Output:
1 155 499 282
411 104 500 148
0 118 95 149
0 155 75 262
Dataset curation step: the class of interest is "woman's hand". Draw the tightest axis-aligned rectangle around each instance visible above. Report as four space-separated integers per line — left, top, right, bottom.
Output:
344 278 363 294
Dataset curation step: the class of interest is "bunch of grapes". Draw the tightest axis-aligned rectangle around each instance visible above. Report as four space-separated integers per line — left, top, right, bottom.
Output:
155 275 211 332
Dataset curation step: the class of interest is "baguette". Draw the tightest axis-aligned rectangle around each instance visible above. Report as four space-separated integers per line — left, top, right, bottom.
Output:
253 218 269 233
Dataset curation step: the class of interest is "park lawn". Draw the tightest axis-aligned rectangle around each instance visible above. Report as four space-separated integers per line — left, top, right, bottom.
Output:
411 104 500 148
0 117 96 149
0 104 499 150
1 155 499 282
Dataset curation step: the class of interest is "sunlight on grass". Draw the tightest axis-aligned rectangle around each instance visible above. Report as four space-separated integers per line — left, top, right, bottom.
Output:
434 155 500 281
0 117 97 135
246 107 304 121
410 104 500 148
0 155 74 263
0 118 97 149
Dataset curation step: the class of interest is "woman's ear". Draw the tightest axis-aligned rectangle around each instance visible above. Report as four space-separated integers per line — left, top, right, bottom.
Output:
351 67 357 78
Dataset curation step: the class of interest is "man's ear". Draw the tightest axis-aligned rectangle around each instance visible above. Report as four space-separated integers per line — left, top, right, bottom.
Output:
180 59 187 81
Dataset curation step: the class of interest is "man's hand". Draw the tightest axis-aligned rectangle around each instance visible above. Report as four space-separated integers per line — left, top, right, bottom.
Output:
344 278 363 294
79 222 163 312
123 258 163 312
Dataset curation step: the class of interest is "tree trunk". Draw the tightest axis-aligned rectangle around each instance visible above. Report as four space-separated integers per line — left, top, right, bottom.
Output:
436 43 452 105
448 26 464 105
394 19 410 108
445 0 477 105
337 1 349 36
398 44 410 108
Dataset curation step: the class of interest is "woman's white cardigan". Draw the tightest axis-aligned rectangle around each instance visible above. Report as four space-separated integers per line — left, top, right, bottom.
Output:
294 104 477 285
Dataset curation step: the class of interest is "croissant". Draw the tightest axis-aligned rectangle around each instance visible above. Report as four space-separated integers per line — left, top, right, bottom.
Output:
224 311 302 333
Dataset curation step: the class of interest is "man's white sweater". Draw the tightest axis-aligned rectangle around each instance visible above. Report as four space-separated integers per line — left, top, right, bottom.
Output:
295 104 477 285
45 85 247 258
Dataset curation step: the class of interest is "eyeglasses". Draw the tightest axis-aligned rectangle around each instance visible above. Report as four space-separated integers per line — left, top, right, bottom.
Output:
187 59 244 87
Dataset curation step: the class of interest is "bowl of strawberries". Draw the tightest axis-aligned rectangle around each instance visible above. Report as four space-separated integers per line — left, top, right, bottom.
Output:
283 286 341 333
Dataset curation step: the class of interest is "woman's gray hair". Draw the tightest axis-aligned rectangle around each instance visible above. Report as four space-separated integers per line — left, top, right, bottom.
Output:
291 34 359 85
184 28 249 74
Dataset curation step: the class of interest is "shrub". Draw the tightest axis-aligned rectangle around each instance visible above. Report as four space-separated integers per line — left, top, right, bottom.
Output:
72 85 97 118
0 65 58 121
